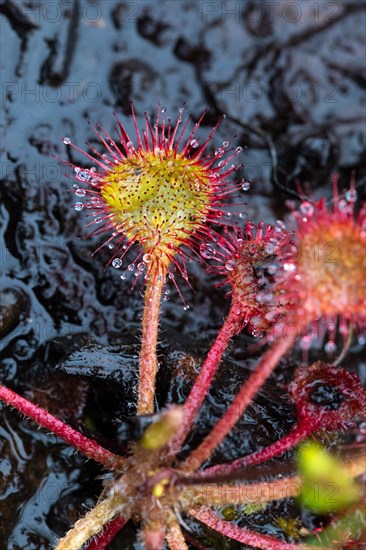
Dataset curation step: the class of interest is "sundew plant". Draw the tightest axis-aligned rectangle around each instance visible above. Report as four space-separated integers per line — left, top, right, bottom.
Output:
0 104 365 550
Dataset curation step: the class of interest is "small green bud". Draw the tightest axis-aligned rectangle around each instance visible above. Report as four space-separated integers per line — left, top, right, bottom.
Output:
140 406 184 451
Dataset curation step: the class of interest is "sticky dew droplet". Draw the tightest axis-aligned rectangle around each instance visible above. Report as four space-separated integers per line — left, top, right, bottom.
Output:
78 171 90 182
112 258 122 269
225 259 236 271
284 262 296 272
300 201 314 216
200 243 215 259
324 340 337 354
345 188 358 203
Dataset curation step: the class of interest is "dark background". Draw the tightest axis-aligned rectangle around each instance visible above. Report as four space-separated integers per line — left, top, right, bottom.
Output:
1 1 365 548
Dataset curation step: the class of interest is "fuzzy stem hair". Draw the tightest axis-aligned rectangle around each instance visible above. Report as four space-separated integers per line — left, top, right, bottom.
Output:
0 384 122 469
55 494 125 550
165 513 189 550
188 506 301 549
138 264 166 414
199 424 311 478
182 336 292 471
169 303 243 457
85 516 127 550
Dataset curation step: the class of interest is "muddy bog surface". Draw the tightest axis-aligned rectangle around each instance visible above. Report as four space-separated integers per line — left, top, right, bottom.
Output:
1 1 365 549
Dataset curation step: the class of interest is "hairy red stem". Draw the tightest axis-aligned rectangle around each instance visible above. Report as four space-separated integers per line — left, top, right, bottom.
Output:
138 265 166 415
85 516 127 550
170 304 242 456
189 506 302 549
182 336 292 471
165 514 189 550
199 423 312 478
0 384 122 469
